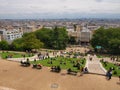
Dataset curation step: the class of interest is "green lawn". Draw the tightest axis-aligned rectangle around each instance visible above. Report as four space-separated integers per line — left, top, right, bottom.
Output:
97 55 104 58
96 54 109 58
0 51 34 59
31 57 86 72
101 61 120 76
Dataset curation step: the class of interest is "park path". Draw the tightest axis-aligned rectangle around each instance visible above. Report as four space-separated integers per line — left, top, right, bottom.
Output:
6 51 61 62
85 54 107 75
7 54 38 62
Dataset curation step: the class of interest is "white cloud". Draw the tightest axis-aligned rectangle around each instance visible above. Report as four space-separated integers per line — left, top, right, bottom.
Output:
0 0 120 18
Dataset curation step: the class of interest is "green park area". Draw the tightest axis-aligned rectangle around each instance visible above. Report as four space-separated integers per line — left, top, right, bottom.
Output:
31 57 86 72
101 61 120 76
97 55 105 58
97 55 110 58
0 51 34 59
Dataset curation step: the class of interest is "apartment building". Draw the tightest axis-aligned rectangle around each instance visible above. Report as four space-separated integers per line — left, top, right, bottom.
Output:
0 29 23 43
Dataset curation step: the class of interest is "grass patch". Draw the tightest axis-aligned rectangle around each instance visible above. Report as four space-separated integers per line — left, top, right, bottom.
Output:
31 57 86 72
101 61 120 76
97 55 104 58
0 51 34 59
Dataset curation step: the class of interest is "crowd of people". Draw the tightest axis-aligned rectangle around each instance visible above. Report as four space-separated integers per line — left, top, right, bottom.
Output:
19 48 120 82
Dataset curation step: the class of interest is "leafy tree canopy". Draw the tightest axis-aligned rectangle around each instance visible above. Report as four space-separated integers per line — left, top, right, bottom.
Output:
12 33 43 51
0 40 9 50
91 27 120 54
35 27 69 50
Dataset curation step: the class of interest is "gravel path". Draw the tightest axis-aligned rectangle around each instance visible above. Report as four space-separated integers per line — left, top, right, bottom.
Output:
0 60 120 90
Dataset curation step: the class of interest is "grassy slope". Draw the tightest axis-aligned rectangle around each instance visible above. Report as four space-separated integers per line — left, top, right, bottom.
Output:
31 57 86 72
101 62 120 76
0 52 33 59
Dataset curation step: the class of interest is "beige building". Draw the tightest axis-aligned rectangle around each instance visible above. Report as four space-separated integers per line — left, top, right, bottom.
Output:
0 34 2 41
0 31 4 41
67 25 93 44
67 25 82 43
22 24 43 33
80 27 92 43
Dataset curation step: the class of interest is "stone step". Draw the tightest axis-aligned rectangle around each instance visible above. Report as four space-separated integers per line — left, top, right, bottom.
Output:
86 55 107 75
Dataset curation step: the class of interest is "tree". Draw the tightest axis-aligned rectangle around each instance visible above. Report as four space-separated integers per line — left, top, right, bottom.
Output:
35 28 53 48
68 36 76 45
11 38 24 51
91 27 120 54
12 33 44 51
73 24 77 31
109 39 120 54
23 33 44 51
0 40 9 50
51 27 69 49
35 27 69 50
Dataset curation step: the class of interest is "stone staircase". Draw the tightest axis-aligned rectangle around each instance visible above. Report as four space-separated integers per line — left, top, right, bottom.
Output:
85 55 107 75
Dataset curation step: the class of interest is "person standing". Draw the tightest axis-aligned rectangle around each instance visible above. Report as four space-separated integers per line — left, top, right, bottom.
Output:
106 68 112 80
119 76 120 81
80 67 84 76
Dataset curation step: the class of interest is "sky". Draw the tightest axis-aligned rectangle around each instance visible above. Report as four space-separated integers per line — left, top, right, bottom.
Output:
0 0 120 19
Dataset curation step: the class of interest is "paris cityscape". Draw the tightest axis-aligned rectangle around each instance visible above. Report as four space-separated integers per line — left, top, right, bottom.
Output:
0 0 120 90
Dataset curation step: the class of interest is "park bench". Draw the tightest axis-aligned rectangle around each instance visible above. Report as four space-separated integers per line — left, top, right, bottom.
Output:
51 66 61 73
67 68 77 75
32 64 42 69
20 61 30 67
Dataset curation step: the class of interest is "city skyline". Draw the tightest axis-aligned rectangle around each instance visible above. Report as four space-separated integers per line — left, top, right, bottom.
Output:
0 0 120 19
